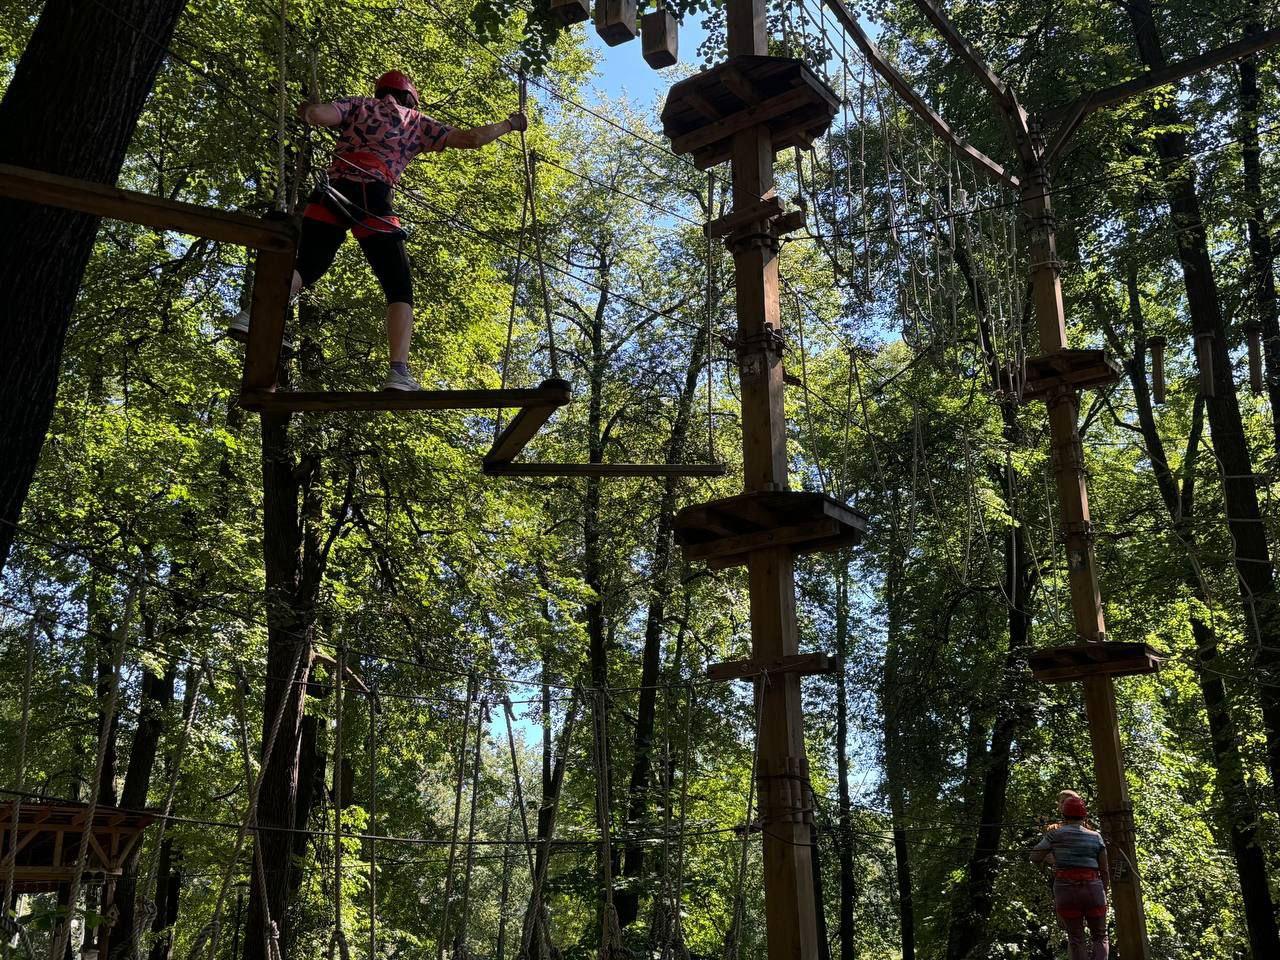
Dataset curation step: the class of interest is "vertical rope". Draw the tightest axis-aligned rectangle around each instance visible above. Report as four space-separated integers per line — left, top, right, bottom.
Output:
327 646 350 960
2 618 37 958
519 690 581 960
51 583 138 960
436 675 477 960
128 663 208 959
502 699 535 877
589 690 624 960
202 634 311 960
496 71 533 438
367 677 379 960
723 673 766 960
456 699 488 958
705 171 718 464
276 0 288 211
526 148 561 379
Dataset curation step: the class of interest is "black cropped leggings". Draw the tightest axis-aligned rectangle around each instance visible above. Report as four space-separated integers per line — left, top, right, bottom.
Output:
295 218 415 306
295 179 414 305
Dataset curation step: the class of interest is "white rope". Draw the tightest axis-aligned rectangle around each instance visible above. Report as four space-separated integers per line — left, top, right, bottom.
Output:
51 582 138 960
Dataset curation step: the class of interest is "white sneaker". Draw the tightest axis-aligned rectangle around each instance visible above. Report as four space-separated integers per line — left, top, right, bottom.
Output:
226 309 296 353
382 368 422 391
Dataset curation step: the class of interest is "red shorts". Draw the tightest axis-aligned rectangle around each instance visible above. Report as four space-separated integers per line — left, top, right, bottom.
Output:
1053 873 1107 919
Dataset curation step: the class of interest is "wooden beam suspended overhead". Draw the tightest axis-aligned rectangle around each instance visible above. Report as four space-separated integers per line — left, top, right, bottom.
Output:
1042 25 1280 163
0 164 296 252
819 0 1018 189
483 462 727 478
911 0 1016 110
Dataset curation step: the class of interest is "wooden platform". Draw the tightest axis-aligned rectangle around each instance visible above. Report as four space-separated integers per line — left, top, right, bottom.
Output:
674 490 866 569
239 382 571 415
1018 349 1122 401
661 56 839 170
483 461 727 478
1028 642 1163 683
0 801 156 892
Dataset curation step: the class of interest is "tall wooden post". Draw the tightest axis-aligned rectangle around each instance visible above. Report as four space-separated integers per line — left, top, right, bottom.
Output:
725 2 821 958
1022 129 1150 960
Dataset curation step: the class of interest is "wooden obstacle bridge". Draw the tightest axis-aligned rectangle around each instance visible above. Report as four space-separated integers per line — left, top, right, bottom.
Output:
0 800 156 958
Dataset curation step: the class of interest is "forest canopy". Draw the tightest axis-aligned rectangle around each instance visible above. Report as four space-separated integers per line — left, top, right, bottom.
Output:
0 0 1277 959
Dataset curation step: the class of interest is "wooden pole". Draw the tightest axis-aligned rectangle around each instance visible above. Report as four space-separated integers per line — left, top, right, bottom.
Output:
725 2 820 958
1147 335 1166 404
1021 125 1150 960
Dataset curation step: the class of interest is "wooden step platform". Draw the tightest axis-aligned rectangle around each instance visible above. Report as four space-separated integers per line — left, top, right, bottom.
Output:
661 56 839 170
675 490 867 569
1018 349 1122 401
484 461 727 478
1028 642 1163 683
0 801 156 892
239 381 571 415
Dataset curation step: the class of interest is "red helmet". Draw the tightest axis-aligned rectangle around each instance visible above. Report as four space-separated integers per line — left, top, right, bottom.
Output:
1061 795 1088 819
375 70 419 107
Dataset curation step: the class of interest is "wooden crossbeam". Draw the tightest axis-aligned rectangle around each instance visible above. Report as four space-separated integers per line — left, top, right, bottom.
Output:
485 379 574 465
684 518 842 566
704 194 783 237
240 245 296 393
707 652 837 682
483 462 727 478
240 384 569 414
0 164 296 252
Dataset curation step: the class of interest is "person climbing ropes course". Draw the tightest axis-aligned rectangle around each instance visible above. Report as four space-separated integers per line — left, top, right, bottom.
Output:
228 69 528 391
1030 791 1111 960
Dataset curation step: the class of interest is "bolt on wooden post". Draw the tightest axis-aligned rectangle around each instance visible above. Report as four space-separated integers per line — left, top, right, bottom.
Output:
1022 136 1151 960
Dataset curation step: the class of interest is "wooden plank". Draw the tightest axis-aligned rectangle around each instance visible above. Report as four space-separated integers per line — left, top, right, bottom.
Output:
707 652 836 682
671 85 821 155
241 383 570 414
0 164 296 252
705 194 783 237
684 518 843 563
484 462 727 478
239 246 296 393
817 0 1018 188
484 379 573 464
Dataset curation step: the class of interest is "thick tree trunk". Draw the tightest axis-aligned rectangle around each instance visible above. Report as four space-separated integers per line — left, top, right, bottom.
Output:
1112 273 1280 959
0 0 188 572
834 565 855 960
617 328 707 928
945 239 1037 960
883 563 914 960
1125 0 1280 808
146 838 182 960
1239 13 1280 448
244 406 317 960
